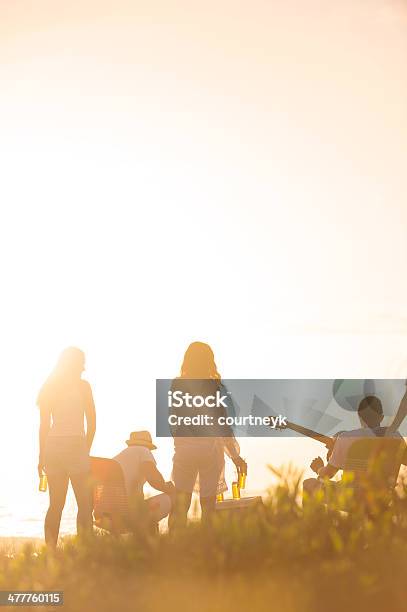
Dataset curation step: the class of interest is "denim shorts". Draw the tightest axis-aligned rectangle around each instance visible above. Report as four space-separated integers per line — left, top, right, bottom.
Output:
172 439 224 498
44 436 90 476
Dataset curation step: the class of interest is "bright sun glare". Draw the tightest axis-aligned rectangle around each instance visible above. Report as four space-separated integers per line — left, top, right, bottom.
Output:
0 0 407 536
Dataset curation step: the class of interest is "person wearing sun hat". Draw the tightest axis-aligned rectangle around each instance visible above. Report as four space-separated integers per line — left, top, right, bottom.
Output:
126 431 157 450
113 430 175 523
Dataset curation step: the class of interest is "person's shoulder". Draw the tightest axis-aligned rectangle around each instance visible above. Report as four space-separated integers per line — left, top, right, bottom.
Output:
80 379 94 401
80 379 92 392
139 446 155 459
372 427 404 440
125 445 154 459
171 377 183 391
112 448 127 461
337 428 366 439
131 446 156 464
388 429 403 438
37 379 56 407
37 385 50 408
389 430 406 442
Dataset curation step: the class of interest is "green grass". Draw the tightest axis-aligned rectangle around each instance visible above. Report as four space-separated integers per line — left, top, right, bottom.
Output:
2 466 407 612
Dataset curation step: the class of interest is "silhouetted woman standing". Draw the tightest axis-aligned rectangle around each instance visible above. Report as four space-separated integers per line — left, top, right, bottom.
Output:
169 341 246 529
37 347 96 548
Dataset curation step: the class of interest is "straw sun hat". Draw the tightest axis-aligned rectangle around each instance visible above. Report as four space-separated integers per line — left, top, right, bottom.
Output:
125 430 157 450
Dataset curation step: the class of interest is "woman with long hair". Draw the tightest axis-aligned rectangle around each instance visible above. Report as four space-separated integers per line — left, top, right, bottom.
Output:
168 341 246 529
37 347 96 548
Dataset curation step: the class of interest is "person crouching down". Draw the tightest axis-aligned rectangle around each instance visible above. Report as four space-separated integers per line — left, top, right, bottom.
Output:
113 431 175 531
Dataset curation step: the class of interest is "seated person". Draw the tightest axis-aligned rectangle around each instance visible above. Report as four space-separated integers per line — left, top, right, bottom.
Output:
303 395 406 504
113 430 175 526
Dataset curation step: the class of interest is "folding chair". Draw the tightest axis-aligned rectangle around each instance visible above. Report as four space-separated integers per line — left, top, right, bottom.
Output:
90 457 130 535
341 437 405 514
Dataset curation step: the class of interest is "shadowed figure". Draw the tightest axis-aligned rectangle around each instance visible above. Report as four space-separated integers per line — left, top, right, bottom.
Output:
303 395 406 511
37 347 96 548
168 341 247 530
112 430 175 532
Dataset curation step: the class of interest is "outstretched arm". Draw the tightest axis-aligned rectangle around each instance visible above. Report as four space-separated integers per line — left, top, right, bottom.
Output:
218 385 248 473
84 382 96 451
223 438 247 473
141 462 175 496
388 388 407 434
310 456 338 480
38 404 51 477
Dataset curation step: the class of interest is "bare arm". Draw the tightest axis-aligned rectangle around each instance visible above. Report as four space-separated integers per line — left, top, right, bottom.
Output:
84 382 96 452
218 390 247 473
141 462 174 496
310 456 339 480
223 439 247 474
318 464 339 479
220 418 247 473
388 389 407 434
38 404 51 476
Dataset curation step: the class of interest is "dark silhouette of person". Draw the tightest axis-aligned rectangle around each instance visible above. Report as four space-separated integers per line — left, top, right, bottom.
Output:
37 347 96 548
168 341 246 529
303 396 405 503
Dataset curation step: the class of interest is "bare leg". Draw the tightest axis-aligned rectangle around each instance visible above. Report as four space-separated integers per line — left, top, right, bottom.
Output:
45 474 69 549
70 472 93 538
200 495 216 524
168 490 192 531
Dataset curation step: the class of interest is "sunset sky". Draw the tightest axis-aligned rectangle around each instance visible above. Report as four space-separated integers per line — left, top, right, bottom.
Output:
0 0 407 527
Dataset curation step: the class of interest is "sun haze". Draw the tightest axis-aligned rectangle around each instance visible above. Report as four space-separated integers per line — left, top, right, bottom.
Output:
0 0 406 534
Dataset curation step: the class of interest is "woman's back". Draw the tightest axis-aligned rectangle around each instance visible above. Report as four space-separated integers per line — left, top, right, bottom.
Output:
170 378 223 442
39 378 90 438
37 347 96 548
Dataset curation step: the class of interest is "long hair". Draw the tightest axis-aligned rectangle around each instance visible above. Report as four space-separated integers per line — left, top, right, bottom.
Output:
179 342 221 380
37 347 85 406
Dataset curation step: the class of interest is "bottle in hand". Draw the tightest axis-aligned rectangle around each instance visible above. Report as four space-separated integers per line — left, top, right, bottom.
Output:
232 481 240 499
39 473 48 492
238 471 246 489
238 460 247 489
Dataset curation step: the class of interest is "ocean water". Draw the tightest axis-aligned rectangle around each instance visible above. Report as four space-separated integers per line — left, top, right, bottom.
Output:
0 484 77 539
0 483 263 539
0 439 317 539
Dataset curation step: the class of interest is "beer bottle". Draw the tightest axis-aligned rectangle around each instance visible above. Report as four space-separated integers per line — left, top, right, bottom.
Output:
238 461 247 489
232 481 240 499
39 473 48 492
